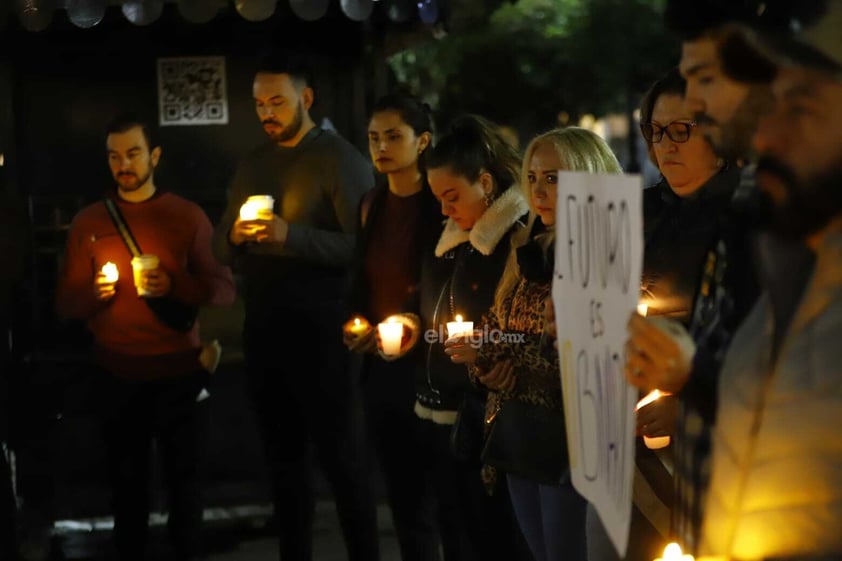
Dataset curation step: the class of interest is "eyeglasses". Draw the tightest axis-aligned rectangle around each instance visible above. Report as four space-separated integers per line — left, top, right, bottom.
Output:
640 121 697 144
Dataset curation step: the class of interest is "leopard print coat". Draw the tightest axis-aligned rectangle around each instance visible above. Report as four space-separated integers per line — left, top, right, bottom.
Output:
474 272 561 491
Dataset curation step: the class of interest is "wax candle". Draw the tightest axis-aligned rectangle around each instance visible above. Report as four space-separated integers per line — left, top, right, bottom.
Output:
349 316 370 337
131 254 159 297
654 542 693 561
101 262 119 283
446 314 473 339
239 195 275 220
378 317 403 356
636 389 671 449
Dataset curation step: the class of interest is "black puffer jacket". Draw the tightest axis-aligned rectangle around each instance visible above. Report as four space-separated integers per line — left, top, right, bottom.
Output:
413 188 529 413
641 164 742 324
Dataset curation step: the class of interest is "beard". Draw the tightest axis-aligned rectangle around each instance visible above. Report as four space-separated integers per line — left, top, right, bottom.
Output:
748 155 842 240
115 167 152 191
263 101 304 143
698 85 773 162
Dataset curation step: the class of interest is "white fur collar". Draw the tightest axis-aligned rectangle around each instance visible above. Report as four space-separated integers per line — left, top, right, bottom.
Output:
435 187 529 257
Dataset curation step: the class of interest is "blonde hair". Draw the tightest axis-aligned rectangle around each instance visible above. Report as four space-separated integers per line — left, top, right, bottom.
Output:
493 127 623 317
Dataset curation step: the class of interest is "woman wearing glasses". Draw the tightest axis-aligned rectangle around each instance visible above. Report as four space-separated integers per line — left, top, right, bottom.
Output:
638 67 741 322
591 67 742 561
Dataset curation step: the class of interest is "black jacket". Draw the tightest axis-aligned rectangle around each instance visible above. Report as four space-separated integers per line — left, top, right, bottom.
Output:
641 164 742 324
412 188 529 412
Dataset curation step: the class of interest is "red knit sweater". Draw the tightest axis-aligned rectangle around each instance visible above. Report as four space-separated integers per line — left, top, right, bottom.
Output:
56 191 235 379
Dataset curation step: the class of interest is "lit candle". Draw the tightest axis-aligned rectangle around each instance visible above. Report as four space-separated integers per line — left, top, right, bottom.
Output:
378 317 404 356
239 200 258 220
636 389 671 449
654 542 694 561
446 314 473 339
239 195 275 220
348 316 370 337
101 262 119 283
637 303 649 317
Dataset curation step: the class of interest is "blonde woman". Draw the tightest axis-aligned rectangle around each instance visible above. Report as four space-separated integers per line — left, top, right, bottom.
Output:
446 127 622 561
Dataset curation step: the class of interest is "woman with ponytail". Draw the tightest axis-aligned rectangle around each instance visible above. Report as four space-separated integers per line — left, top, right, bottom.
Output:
383 114 531 561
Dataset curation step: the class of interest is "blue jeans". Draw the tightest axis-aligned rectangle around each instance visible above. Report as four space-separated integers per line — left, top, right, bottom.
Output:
507 473 587 561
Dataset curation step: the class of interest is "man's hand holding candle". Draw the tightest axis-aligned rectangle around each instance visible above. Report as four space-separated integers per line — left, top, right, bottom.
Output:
139 267 172 298
624 313 695 393
636 391 678 440
252 214 289 245
229 214 289 246
229 218 263 245
94 270 118 301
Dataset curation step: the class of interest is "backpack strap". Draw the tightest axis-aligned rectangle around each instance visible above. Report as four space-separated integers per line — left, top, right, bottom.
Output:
104 198 142 258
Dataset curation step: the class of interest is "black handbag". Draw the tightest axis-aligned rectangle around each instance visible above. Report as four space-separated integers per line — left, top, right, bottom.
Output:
104 198 199 332
480 398 570 486
449 392 486 462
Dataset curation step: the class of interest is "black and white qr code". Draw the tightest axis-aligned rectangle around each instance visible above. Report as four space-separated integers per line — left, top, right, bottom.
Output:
157 57 228 126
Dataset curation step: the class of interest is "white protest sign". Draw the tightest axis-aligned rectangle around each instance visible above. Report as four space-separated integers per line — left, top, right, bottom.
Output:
552 171 643 557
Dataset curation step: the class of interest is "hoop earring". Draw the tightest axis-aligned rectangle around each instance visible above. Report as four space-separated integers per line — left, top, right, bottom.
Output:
484 191 495 207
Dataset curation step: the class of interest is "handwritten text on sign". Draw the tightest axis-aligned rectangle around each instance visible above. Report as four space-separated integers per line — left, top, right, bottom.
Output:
552 171 642 557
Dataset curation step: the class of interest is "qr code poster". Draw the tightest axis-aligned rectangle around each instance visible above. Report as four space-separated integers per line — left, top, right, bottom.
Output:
157 57 228 126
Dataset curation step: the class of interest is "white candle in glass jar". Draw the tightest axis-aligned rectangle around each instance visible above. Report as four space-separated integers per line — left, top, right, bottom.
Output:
378 317 403 356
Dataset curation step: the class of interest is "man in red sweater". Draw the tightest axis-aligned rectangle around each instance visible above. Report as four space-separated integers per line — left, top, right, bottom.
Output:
56 113 235 561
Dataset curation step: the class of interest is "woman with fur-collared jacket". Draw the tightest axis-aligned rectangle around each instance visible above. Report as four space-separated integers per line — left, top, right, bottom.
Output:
384 114 531 561
446 127 622 561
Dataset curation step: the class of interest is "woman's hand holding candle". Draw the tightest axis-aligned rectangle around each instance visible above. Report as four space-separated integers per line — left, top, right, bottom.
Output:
444 331 479 364
444 314 477 364
343 316 375 353
375 313 420 361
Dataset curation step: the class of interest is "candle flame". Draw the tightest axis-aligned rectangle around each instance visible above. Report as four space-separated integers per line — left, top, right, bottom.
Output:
636 389 663 410
101 262 119 283
354 318 361 327
664 543 682 560
637 303 648 317
659 542 693 561
455 314 463 322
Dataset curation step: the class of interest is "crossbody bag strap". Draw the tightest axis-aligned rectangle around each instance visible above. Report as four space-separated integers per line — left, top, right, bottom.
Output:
104 198 142 258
